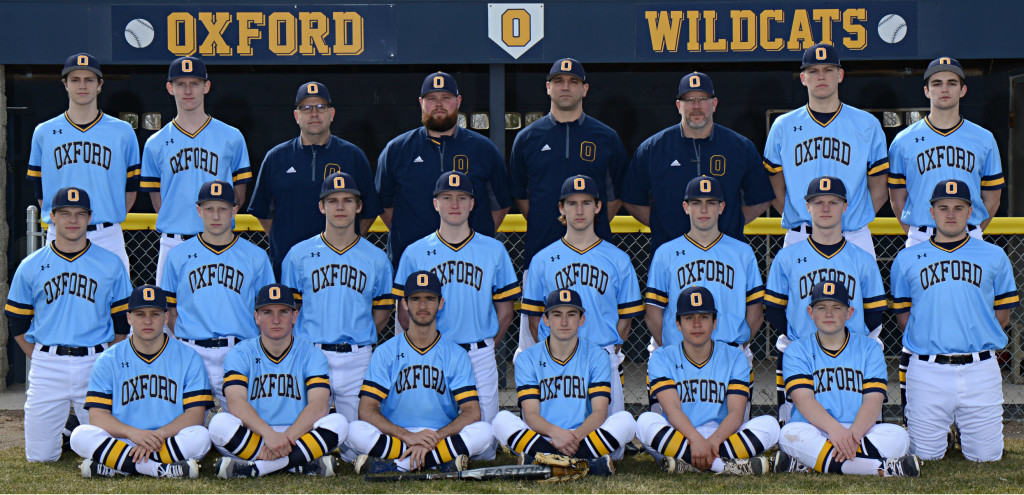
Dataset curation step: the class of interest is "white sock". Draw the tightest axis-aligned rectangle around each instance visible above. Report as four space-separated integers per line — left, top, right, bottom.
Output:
839 458 883 476
254 457 289 476
135 460 159 477
710 458 725 473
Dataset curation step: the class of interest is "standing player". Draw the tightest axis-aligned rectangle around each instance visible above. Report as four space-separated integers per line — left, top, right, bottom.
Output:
891 179 1018 462
212 284 348 478
763 177 887 421
888 57 1004 247
71 285 212 478
29 53 138 272
393 171 519 430
644 176 764 356
281 172 394 432
776 281 920 477
348 271 492 473
621 72 773 250
161 180 275 408
764 43 889 256
141 56 252 285
637 287 778 475
5 187 132 462
375 71 511 269
519 175 643 414
493 289 635 470
249 81 381 279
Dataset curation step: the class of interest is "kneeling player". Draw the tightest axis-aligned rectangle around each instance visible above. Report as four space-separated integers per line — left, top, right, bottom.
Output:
493 289 636 473
347 271 492 473
776 281 920 477
211 284 349 478
637 287 778 475
71 285 212 478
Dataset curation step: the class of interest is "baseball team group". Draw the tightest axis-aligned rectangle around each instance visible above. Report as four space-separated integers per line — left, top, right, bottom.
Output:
4 40 1017 481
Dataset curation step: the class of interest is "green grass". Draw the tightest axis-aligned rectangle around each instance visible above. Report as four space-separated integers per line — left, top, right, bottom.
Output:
2 442 1024 493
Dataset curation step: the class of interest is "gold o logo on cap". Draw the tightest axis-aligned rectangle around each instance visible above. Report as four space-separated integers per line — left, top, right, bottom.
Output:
417 274 429 286
77 55 89 66
143 287 156 301
690 292 702 306
820 178 831 191
559 290 572 302
689 75 700 88
573 177 586 190
182 59 193 73
946 182 957 194
699 179 711 193
823 282 836 295
307 83 318 94
68 189 79 202
433 76 444 88
269 286 281 300
448 174 460 187
561 60 572 71
816 47 827 60
334 176 346 189
210 183 223 196
939 57 951 65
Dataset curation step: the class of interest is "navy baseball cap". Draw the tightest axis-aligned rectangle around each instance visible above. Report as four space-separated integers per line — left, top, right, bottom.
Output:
801 43 841 69
805 176 847 202
809 280 850 307
295 81 332 106
684 176 725 202
196 180 236 206
547 58 586 82
433 171 474 197
924 57 965 82
676 286 717 317
404 270 443 298
544 288 585 314
167 56 208 81
677 72 715 99
929 179 971 204
559 174 599 200
62 53 102 78
255 283 297 309
128 285 167 311
320 172 362 199
51 186 92 212
420 72 458 97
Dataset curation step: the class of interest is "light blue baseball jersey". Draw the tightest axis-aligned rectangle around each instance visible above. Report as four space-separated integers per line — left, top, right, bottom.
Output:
783 331 887 424
891 237 1019 355
763 104 889 230
223 336 330 427
359 332 478 430
393 231 520 344
28 112 140 225
85 335 213 430
521 239 643 347
5 242 131 346
648 342 750 426
764 239 887 342
282 235 395 346
888 117 1004 228
645 233 764 346
140 117 252 235
161 235 274 340
515 338 612 430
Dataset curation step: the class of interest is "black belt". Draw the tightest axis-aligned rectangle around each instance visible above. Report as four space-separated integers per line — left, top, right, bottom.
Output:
86 222 114 232
459 340 488 351
917 224 978 233
163 233 195 241
918 350 992 365
185 336 237 348
318 343 368 353
39 344 104 356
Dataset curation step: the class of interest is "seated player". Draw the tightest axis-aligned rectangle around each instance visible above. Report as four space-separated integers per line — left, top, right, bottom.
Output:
776 281 920 477
493 289 636 475
71 285 212 478
347 271 492 473
211 284 349 478
637 287 778 475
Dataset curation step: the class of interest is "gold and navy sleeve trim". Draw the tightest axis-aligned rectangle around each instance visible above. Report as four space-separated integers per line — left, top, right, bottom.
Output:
232 168 253 184
862 378 887 395
391 285 405 299
588 381 611 400
520 298 545 316
26 165 41 180
981 173 1006 190
867 158 889 176
649 377 676 399
492 283 521 302
887 172 907 188
644 288 669 307
373 294 396 309
618 300 644 318
111 297 129 315
183 389 215 409
139 177 161 192
223 371 249 390
516 384 540 404
165 293 178 308
891 297 912 314
785 374 814 394
862 295 889 312
746 286 765 305
305 374 331 391
763 157 782 175
4 300 34 318
452 385 479 405
995 291 1020 310
359 380 389 402
727 379 751 398
85 391 113 410
763 289 787 308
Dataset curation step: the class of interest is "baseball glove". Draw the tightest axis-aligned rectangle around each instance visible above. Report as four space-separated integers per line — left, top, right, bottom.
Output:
533 452 589 482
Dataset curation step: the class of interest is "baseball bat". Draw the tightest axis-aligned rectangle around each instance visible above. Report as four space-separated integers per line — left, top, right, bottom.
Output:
363 463 552 482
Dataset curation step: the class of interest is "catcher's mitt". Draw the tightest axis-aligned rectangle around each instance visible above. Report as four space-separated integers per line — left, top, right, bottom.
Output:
533 452 589 482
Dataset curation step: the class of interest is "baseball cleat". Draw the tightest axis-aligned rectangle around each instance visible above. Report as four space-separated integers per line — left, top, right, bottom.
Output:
516 452 535 465
216 456 259 479
881 455 922 477
661 456 699 474
156 459 200 479
588 454 615 476
436 454 469 473
720 457 768 476
772 450 811 473
79 459 119 478
295 455 338 477
353 454 400 474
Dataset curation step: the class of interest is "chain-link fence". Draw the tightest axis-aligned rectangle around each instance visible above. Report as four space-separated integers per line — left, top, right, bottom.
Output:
118 223 1024 420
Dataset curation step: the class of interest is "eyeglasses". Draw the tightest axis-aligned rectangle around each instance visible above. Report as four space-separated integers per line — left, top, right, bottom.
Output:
680 96 713 105
297 104 331 114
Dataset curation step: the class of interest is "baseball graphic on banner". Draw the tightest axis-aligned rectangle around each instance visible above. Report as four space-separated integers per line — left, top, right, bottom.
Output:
124 18 155 48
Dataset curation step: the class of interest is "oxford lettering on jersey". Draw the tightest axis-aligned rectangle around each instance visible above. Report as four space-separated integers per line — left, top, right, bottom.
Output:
395 364 447 395
431 261 483 291
539 375 587 401
311 263 367 293
676 378 726 404
798 270 856 300
813 366 863 393
676 259 735 289
919 260 983 290
44 272 98 304
916 146 975 174
169 147 219 176
53 142 112 171
250 373 302 400
121 374 179 405
795 137 851 166
554 263 610 295
188 263 245 294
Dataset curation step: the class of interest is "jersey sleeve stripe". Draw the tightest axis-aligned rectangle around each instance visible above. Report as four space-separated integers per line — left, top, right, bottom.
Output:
981 174 1006 189
372 295 396 307
763 158 782 175
891 297 912 313
85 391 113 409
516 386 540 402
995 293 1021 309
391 286 405 298
887 173 907 188
4 301 34 317
223 372 248 389
763 290 788 308
649 377 676 397
182 392 215 409
453 387 479 404
26 166 41 179
867 159 889 176
520 299 545 316
305 375 331 390
644 289 669 307
126 166 142 178
359 381 389 401
493 284 522 302
726 382 751 397
617 301 644 318
110 298 129 314
232 169 254 183
746 288 765 304
588 382 612 399
862 298 889 311
784 375 814 394
862 379 887 395
139 178 161 191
